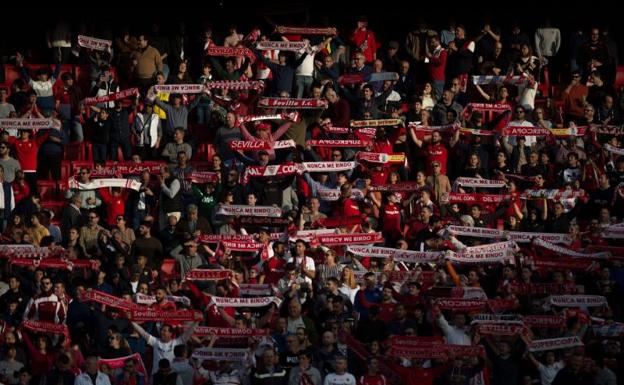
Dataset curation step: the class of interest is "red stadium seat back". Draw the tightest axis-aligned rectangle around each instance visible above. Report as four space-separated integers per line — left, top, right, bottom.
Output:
71 160 94 176
60 161 71 182
615 66 624 91
37 180 59 201
41 201 65 219
83 143 93 161
4 65 21 86
160 259 178 279
191 161 211 171
206 144 216 161
64 142 84 161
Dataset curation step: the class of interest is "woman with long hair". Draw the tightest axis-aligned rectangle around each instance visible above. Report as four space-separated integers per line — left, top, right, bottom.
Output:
338 265 360 305
316 249 342 289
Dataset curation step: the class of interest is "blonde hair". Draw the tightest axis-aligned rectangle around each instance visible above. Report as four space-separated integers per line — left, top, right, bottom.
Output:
341 266 358 289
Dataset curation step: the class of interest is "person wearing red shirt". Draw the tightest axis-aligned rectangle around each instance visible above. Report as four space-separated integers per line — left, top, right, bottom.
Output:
381 193 402 245
98 187 130 227
7 129 49 189
409 129 459 175
150 286 177 311
11 170 30 205
338 183 362 218
387 356 453 385
426 35 448 97
377 286 397 323
359 357 387 385
260 241 288 285
350 16 379 63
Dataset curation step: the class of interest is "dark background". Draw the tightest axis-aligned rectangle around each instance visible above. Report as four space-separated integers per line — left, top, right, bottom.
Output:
0 1 620 63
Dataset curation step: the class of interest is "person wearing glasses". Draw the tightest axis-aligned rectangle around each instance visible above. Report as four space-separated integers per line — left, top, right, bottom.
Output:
116 358 145 385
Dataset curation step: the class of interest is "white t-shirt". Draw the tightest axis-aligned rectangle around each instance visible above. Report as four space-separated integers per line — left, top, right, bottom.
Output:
324 372 357 385
507 119 536 147
147 335 186 373
295 46 317 76
286 255 316 285
538 361 565 385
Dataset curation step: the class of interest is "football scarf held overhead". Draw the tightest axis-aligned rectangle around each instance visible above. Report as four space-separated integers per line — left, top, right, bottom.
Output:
356 152 405 164
80 290 140 311
528 336 584 352
206 45 256 63
548 295 608 307
77 35 112 51
315 232 383 246
187 171 219 184
220 240 265 252
191 348 249 362
465 103 511 112
99 354 147 375
476 323 525 336
128 308 203 322
445 241 517 264
453 177 507 189
532 238 612 259
300 161 356 173
184 269 232 281
191 326 271 337
211 296 277 307
68 178 142 191
471 75 527 85
83 88 139 105
0 118 59 129
154 84 205 94
205 80 265 91
305 139 370 147
134 293 192 307
239 284 273 296
256 41 307 51
368 182 423 192
241 112 299 122
441 192 510 205
275 26 338 36
257 97 327 109
346 245 443 263
241 163 300 184
228 140 296 151
351 118 402 128
216 205 282 218
605 143 624 156
9 257 98 270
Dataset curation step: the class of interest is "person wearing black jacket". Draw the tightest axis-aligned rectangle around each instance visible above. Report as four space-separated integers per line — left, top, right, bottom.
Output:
39 355 75 385
251 348 288 385
254 49 308 96
0 275 30 313
89 108 112 163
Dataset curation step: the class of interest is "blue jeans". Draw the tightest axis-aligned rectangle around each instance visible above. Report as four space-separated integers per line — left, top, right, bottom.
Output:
295 75 314 98
110 139 132 161
63 118 83 142
433 80 445 101
196 104 212 125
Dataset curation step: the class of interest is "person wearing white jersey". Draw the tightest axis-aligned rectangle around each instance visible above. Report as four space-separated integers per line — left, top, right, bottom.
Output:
131 321 197 374
323 356 356 385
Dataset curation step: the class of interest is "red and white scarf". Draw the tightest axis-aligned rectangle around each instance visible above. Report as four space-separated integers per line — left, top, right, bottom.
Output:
229 139 296 151
305 139 370 147
242 163 300 184
351 118 402 128
275 26 337 35
300 161 356 173
191 348 249 362
258 97 327 109
465 103 511 112
220 240 265 252
590 124 624 135
80 290 140 311
453 177 506 189
99 354 146 375
206 80 265 91
128 308 203 322
211 296 277 307
605 143 624 156
154 84 205 94
0 118 59 129
206 45 256 63
521 189 583 200
356 152 405 164
239 284 273 296
256 41 307 51
315 232 383 246
184 269 232 281
529 336 583 352
77 35 112 51
82 161 164 177
441 192 510 205
317 188 364 202
368 182 424 192
446 241 516 264
84 88 139 105
523 315 565 328
548 295 608 307
187 171 219 184
134 293 192 307
68 178 141 191
217 205 282 218
532 238 612 259
476 323 525 336
192 326 270 337
471 75 527 85
241 112 300 122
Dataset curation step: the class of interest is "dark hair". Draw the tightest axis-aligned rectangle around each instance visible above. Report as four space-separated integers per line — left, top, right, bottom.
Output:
174 345 186 358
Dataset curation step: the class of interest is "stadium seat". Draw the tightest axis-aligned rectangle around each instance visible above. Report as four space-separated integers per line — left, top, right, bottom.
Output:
64 142 85 161
615 66 624 90
41 200 65 219
36 180 59 201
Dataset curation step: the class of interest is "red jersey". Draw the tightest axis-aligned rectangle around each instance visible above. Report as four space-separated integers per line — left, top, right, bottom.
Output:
426 143 448 175
8 134 49 172
262 257 286 285
341 198 361 217
378 302 397 323
359 374 387 385
98 188 130 226
12 181 30 205
381 202 402 233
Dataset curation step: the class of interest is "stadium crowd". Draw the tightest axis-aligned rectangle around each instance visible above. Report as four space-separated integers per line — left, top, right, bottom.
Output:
0 12 624 385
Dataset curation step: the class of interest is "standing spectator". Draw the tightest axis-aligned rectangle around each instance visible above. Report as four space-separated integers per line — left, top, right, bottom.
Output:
350 16 379 64
0 141 21 183
132 34 163 93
